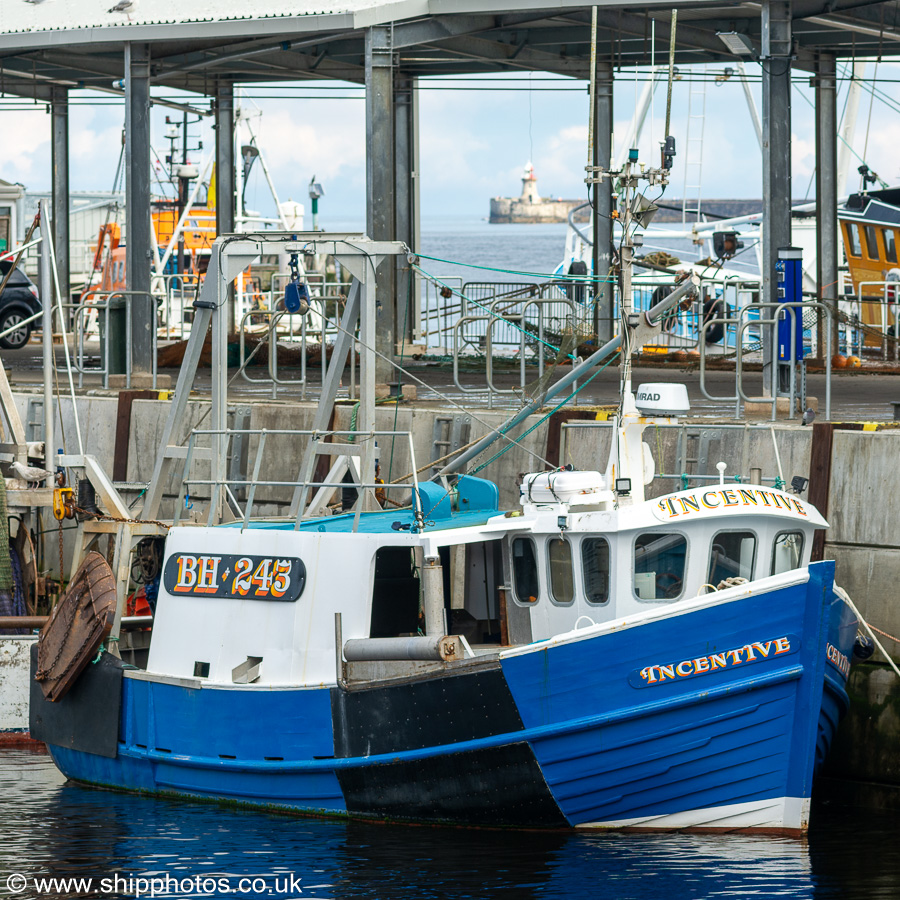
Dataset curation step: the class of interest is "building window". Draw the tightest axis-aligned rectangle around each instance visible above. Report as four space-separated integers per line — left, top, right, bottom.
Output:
512 537 539 604
865 225 880 260
634 533 687 600
547 539 575 605
884 229 898 264
844 223 862 257
582 537 610 605
708 531 756 587
772 531 805 575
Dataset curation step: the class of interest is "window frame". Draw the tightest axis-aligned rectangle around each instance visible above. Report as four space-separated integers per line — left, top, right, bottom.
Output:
632 531 689 602
546 537 576 606
844 222 862 257
883 228 898 264
707 528 758 587
510 536 541 606
581 536 612 606
864 224 880 260
770 529 806 576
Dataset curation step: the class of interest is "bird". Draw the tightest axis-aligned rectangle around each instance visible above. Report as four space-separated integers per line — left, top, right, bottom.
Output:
801 407 816 426
10 461 54 489
23 0 51 5
108 0 137 18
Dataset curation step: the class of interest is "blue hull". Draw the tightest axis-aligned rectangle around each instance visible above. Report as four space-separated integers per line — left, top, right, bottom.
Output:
41 562 854 832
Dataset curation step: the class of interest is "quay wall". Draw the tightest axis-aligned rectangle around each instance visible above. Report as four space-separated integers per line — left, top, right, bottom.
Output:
7 391 900 796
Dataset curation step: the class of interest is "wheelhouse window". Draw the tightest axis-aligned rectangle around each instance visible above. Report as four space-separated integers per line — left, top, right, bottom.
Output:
634 533 687 600
582 537 610 605
708 531 756 587
883 228 898 263
772 531 804 575
547 538 574 605
512 537 539 604
865 225 880 260
844 223 862 257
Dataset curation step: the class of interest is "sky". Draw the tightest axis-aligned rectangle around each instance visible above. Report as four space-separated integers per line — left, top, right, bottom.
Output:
3 60 900 227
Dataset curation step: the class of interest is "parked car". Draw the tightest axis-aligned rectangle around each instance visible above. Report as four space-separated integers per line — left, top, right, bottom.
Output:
0 260 41 350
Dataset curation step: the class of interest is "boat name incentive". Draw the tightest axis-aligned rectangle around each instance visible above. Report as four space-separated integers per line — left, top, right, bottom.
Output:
162 553 307 602
657 489 807 519
826 642 851 677
629 634 800 689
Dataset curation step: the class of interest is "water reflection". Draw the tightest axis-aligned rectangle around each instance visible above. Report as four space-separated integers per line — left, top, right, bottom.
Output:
1 750 897 900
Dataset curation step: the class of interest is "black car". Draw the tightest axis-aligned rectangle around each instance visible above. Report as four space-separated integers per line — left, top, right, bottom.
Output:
0 259 41 350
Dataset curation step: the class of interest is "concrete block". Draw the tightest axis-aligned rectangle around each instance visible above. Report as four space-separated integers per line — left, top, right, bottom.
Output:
744 396 817 417
397 342 428 357
0 637 37 730
401 384 417 401
824 544 900 659
375 383 392 400
108 374 172 390
828 431 900 545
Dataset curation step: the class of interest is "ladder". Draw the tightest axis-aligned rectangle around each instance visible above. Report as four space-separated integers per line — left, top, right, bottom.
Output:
681 66 709 227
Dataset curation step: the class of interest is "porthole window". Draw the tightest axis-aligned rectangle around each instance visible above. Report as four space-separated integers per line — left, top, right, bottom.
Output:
634 532 687 600
772 531 804 575
547 538 574 605
708 531 756 587
582 537 610 605
512 537 539 604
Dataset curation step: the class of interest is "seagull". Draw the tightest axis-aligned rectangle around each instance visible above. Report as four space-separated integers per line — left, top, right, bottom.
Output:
801 407 816 426
108 0 137 18
10 461 54 489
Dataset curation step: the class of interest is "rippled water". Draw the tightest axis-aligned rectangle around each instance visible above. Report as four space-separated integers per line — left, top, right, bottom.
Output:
2 749 898 900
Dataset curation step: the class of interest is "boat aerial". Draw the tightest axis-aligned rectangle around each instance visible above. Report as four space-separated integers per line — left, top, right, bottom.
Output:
31 148 863 834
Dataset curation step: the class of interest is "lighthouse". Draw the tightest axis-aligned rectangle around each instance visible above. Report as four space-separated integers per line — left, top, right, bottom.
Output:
520 162 540 203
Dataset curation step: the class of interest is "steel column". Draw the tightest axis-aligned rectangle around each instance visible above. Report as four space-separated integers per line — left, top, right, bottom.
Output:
394 73 420 352
814 53 839 355
761 0 792 392
125 42 153 379
592 61 614 344
39 202 54 465
366 26 395 383
215 80 236 332
50 86 69 304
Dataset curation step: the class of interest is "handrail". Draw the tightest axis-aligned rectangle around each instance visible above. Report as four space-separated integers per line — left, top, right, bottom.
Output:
172 428 422 530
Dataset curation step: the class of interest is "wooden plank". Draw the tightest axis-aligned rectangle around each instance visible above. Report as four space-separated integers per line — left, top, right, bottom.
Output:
113 390 157 482
809 422 864 561
808 422 834 562
545 409 597 468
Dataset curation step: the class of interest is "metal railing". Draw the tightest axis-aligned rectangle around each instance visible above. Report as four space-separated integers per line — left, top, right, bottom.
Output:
850 281 900 360
699 300 833 421
154 272 202 341
452 295 584 407
559 419 806 493
172 427 424 530
235 280 354 399
69 290 158 389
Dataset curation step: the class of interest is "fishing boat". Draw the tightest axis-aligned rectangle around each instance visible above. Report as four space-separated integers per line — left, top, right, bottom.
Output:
30 156 861 834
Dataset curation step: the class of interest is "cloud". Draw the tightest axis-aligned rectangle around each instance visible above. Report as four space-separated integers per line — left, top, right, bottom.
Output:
1 110 50 186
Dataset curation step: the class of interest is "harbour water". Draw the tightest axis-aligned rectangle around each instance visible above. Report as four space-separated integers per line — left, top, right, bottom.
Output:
3 749 898 899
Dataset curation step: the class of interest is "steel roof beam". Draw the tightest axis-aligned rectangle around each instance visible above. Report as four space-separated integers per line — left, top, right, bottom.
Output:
426 33 589 75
